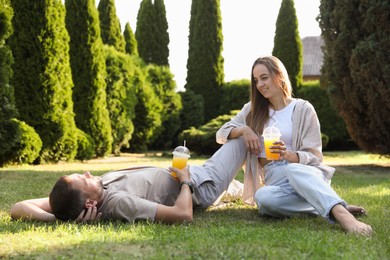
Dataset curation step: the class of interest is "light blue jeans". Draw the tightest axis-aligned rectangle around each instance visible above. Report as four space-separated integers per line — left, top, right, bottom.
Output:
254 161 347 223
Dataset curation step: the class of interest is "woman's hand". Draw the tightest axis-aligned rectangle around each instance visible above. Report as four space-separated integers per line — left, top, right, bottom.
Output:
230 126 261 155
271 141 299 163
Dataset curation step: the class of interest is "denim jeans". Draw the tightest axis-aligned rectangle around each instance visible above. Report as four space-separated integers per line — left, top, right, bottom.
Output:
255 161 346 223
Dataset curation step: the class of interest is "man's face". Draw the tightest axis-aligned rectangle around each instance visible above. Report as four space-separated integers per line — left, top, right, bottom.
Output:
67 172 104 201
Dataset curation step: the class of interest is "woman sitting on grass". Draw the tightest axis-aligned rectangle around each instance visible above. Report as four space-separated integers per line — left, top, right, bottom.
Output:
216 55 372 236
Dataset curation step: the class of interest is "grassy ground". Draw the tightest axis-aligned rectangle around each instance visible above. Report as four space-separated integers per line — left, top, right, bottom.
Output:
0 151 389 259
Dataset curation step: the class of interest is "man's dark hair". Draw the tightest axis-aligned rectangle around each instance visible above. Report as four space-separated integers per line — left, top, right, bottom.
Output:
49 176 87 221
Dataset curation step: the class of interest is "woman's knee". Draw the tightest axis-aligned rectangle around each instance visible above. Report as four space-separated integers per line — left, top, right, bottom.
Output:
255 186 275 208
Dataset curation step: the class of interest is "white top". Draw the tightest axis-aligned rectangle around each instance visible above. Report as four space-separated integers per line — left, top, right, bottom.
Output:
258 99 297 158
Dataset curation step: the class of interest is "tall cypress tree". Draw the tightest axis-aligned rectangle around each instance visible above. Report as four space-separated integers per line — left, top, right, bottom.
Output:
129 66 163 152
318 0 390 155
272 0 303 95
147 65 182 149
123 22 138 56
135 0 169 66
65 0 112 156
185 0 224 122
104 45 137 155
98 0 125 52
10 0 78 161
153 0 169 65
0 0 15 122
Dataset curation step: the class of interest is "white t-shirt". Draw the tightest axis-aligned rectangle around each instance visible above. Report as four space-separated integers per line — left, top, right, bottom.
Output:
258 99 297 158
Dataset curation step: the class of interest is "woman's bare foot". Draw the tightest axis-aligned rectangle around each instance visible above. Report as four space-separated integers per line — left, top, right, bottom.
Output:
347 205 366 216
331 204 372 236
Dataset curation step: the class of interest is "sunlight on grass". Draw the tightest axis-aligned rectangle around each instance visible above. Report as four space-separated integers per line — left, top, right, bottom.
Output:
0 222 158 257
324 151 389 166
353 186 390 196
0 153 208 173
1 150 389 259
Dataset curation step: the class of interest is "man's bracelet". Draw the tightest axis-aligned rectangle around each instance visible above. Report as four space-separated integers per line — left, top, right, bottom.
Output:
180 181 194 194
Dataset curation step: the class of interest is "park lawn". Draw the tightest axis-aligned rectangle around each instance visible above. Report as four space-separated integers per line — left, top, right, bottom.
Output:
0 151 389 259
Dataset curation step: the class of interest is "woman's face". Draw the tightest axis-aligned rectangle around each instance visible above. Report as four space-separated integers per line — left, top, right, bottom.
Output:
252 64 283 100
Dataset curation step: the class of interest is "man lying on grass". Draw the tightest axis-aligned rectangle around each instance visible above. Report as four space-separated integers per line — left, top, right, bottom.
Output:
10 138 372 236
11 138 248 224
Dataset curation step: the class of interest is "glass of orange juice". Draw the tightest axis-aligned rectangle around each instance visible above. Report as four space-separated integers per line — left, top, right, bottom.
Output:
171 146 190 178
262 126 281 160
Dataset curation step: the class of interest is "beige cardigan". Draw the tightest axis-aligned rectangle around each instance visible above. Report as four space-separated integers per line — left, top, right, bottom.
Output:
216 98 335 205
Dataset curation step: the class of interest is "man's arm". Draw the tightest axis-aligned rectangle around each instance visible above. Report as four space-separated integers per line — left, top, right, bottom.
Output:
10 197 56 222
154 167 193 224
10 197 102 223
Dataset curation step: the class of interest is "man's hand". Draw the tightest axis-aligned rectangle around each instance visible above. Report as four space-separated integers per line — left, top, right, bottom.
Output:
169 166 191 183
75 207 102 224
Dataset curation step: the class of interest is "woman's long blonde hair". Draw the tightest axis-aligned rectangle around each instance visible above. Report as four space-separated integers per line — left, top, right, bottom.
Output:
246 56 292 134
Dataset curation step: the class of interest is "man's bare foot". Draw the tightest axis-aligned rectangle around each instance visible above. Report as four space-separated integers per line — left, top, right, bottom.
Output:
331 204 373 236
347 205 366 216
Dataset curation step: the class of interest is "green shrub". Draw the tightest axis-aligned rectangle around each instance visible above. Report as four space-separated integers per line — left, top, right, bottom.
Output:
0 119 42 166
297 81 349 144
321 133 329 149
104 46 137 155
147 65 182 150
219 79 250 115
179 111 239 155
178 90 204 133
10 0 79 162
65 0 113 157
129 65 163 152
75 129 95 161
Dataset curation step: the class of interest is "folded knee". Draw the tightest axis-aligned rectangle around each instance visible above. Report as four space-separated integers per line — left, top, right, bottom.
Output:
255 187 275 208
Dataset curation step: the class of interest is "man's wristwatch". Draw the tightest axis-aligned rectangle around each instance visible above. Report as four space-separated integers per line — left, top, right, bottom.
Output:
180 181 194 194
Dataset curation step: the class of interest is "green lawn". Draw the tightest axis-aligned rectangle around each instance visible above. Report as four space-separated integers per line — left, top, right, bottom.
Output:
0 151 389 259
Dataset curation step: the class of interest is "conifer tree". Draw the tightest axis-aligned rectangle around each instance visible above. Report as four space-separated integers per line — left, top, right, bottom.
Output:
65 0 112 156
104 46 137 155
98 0 125 52
10 0 78 161
186 0 224 122
0 0 15 122
272 0 303 94
123 22 138 56
136 0 169 66
318 0 390 155
153 0 169 65
147 65 182 149
129 65 163 152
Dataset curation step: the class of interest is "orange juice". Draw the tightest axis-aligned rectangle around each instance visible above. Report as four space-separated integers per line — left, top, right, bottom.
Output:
171 145 190 178
171 156 188 178
262 125 281 160
264 138 280 160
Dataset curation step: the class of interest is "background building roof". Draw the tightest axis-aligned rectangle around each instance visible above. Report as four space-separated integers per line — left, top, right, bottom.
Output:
302 36 324 77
